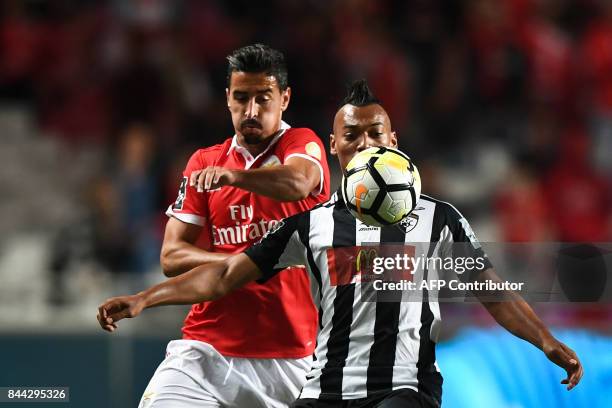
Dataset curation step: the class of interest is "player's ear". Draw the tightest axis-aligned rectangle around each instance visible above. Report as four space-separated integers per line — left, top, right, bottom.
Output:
281 87 291 111
390 131 398 148
330 133 337 156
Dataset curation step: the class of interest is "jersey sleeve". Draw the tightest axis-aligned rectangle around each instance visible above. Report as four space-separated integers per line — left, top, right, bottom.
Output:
165 150 209 226
244 213 308 283
439 203 493 281
277 128 328 197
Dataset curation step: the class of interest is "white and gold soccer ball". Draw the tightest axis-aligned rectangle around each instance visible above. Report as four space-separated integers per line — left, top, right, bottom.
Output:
342 146 421 227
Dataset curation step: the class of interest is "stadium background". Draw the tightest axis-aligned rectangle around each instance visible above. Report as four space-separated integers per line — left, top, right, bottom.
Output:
0 0 610 406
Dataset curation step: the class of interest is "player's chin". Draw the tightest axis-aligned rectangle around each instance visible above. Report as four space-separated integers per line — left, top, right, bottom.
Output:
243 130 265 145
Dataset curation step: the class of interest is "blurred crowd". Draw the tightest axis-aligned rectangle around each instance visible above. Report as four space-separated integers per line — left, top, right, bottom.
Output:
0 0 610 305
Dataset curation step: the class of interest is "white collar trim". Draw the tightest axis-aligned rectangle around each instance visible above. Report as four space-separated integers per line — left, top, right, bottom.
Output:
227 121 291 169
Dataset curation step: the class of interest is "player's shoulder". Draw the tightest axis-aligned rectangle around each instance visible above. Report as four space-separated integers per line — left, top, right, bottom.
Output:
282 127 320 142
419 194 464 222
277 195 335 235
195 139 232 158
277 127 325 162
421 194 483 243
189 139 232 163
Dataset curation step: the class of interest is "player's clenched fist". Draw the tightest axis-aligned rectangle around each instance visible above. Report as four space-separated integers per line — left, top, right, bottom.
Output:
190 166 239 192
97 295 146 332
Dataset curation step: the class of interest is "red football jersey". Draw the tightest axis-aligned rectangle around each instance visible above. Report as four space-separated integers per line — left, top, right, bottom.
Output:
166 124 330 358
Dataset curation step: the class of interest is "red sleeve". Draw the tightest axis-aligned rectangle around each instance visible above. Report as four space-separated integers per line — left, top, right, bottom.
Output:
165 150 209 226
276 128 329 197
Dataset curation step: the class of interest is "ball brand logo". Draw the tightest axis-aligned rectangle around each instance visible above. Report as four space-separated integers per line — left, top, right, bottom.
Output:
355 184 368 215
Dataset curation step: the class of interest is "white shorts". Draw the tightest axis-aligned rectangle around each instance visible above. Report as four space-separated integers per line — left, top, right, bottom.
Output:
138 340 312 408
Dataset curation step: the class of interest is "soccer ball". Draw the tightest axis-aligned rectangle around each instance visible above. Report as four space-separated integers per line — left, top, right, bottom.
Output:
342 146 421 227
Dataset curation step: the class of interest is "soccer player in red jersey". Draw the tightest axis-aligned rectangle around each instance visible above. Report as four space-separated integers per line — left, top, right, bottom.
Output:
134 44 330 407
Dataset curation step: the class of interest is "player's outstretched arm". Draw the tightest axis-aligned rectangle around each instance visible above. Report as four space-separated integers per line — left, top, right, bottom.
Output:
97 253 261 332
160 217 231 277
473 268 584 390
190 156 321 201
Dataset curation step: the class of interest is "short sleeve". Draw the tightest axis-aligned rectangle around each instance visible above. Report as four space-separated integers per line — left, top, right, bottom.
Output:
276 128 328 197
440 203 493 281
165 150 209 226
244 214 308 283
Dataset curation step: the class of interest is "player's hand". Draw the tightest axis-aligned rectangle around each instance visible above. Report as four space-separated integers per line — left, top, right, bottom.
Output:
190 167 238 192
542 335 583 390
97 294 146 332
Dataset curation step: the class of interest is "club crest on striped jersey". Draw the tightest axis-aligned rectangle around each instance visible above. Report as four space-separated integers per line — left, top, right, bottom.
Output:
399 213 419 233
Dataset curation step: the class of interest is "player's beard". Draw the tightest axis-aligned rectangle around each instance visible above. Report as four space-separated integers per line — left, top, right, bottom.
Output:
241 119 265 145
243 131 264 145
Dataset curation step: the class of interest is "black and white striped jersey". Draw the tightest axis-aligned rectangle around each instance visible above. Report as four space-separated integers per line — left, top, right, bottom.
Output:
244 189 491 401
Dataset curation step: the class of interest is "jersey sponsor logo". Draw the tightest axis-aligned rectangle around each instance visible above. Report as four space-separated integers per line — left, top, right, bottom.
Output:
229 205 253 221
326 245 415 286
355 248 378 273
173 177 188 210
212 219 282 246
261 154 281 168
305 141 322 160
213 205 284 246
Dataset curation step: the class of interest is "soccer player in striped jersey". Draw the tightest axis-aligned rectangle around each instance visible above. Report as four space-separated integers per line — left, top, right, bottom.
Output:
98 80 583 407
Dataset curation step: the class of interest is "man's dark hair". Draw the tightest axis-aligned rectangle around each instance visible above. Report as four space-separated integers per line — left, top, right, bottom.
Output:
226 44 288 90
341 79 381 107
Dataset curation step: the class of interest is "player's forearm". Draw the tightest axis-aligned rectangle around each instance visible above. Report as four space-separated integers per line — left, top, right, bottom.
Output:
140 262 230 308
480 294 554 350
474 268 554 349
160 242 231 277
232 165 315 201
